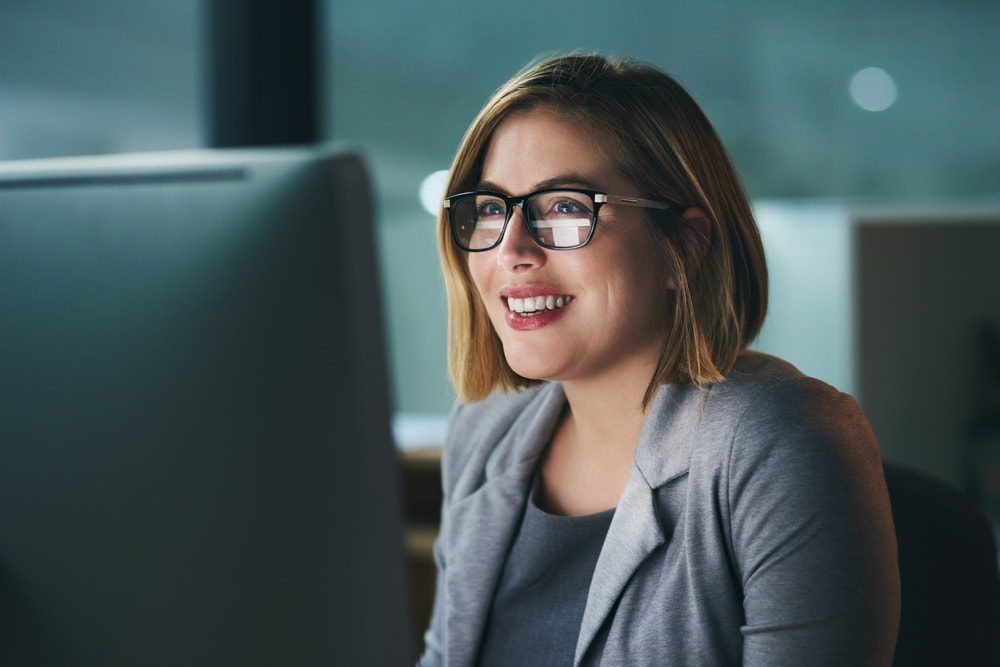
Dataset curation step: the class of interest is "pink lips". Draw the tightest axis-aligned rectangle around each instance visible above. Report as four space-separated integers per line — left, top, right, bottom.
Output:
498 283 570 299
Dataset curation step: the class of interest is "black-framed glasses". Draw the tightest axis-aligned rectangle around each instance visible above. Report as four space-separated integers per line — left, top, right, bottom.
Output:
444 188 684 252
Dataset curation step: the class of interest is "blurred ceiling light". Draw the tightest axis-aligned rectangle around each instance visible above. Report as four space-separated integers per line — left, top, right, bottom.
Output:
849 67 898 112
419 169 450 216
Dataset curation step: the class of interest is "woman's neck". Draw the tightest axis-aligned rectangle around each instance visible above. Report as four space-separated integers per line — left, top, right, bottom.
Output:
535 362 655 515
558 359 656 460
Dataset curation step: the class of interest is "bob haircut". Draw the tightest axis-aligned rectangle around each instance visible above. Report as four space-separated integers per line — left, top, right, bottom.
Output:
438 52 768 409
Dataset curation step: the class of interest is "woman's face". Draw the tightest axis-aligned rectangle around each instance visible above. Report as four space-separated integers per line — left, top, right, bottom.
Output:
468 107 672 386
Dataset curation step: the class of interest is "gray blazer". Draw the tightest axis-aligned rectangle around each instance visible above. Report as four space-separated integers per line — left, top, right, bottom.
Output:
419 352 900 666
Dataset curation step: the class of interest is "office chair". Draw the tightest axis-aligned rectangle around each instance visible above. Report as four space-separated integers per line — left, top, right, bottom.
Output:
883 462 1000 665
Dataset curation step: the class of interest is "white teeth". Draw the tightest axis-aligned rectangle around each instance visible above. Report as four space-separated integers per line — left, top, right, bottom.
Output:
505 294 572 314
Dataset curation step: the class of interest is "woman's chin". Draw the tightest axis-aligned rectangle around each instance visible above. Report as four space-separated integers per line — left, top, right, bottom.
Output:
504 353 567 383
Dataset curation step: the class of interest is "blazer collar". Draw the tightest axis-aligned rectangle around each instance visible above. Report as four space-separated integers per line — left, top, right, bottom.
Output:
443 380 707 666
573 381 707 665
632 381 707 488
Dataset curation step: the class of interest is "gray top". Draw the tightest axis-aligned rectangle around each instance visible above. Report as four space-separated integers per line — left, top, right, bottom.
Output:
477 477 615 667
419 352 901 666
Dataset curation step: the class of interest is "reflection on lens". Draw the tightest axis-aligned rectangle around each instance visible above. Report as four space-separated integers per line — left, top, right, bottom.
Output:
453 194 506 250
529 191 594 248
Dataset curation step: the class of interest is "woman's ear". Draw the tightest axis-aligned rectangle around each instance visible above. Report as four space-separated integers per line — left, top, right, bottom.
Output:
681 207 713 267
667 207 713 289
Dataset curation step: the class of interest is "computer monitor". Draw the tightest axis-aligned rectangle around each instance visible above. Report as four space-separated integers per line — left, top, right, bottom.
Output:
0 147 413 666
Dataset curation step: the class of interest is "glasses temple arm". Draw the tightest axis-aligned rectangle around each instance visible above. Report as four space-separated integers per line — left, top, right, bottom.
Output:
596 194 683 211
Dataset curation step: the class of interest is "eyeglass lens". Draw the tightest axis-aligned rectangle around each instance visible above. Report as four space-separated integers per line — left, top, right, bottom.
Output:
451 191 595 250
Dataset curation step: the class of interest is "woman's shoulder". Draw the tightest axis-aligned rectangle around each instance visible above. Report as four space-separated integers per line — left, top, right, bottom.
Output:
699 350 882 480
706 350 867 427
634 351 876 489
631 351 878 489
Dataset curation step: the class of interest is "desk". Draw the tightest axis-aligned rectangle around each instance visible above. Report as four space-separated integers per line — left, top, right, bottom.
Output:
401 447 443 648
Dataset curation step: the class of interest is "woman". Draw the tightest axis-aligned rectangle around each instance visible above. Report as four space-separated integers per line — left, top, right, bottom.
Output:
419 53 900 666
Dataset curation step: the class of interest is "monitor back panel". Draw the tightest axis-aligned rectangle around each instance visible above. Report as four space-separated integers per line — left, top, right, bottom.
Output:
0 149 412 666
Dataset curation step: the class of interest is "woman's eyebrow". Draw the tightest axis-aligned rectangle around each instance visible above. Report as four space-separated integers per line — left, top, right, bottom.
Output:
476 174 601 194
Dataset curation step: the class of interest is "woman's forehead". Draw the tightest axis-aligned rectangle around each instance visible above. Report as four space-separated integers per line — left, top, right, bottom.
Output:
479 108 624 195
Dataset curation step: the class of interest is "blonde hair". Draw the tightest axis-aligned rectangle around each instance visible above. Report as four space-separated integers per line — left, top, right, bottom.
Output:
438 53 768 409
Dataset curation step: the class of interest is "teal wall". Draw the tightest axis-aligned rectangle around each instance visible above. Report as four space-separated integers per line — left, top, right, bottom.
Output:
2 1 998 417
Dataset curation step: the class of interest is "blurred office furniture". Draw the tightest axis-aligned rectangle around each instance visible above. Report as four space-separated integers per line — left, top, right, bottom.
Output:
401 448 445 652
0 147 412 666
966 323 1000 535
884 462 1000 665
755 203 1000 492
204 0 319 148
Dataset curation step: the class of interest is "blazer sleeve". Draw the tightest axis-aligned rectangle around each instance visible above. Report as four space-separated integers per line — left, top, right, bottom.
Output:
726 377 901 666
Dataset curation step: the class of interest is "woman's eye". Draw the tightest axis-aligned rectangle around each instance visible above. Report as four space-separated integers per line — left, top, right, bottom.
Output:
478 202 505 217
553 199 585 215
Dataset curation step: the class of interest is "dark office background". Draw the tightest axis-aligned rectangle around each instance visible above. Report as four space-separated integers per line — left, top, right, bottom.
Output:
1 0 998 473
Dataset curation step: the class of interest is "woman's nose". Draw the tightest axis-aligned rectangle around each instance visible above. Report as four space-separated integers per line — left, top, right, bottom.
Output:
496 206 546 272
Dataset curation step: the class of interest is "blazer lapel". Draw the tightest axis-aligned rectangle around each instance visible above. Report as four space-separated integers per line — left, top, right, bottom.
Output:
573 382 704 666
444 383 566 666
573 467 664 665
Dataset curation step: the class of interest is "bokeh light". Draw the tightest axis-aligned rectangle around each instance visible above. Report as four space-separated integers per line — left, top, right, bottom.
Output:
849 67 898 112
419 169 450 216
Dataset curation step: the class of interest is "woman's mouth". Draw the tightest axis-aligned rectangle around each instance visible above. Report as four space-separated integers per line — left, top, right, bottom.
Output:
501 293 573 330
505 294 572 316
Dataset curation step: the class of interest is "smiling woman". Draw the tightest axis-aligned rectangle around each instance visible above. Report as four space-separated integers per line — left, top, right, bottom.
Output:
467 109 680 407
419 53 900 667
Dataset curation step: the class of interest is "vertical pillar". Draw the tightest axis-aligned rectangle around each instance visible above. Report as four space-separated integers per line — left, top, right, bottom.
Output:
205 1 318 147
